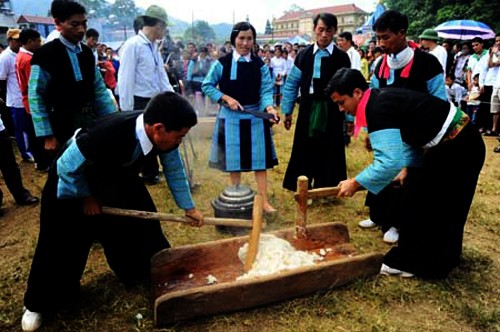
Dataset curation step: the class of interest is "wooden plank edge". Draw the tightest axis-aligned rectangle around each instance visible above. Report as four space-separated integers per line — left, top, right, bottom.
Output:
154 252 384 326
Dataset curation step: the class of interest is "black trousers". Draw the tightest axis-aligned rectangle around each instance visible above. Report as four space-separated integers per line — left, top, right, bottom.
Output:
365 187 402 233
0 103 14 136
24 166 170 313
477 85 493 130
25 113 52 170
0 129 31 202
383 123 485 279
134 96 159 180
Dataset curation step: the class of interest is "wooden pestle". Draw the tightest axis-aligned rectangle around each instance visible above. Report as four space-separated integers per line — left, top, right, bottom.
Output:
244 194 263 272
102 207 259 228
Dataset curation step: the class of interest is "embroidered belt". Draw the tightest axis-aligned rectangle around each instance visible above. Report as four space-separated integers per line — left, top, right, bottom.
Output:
424 104 468 148
440 109 469 143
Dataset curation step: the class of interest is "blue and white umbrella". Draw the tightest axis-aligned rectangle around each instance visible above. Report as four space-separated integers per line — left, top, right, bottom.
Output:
360 2 386 33
435 20 495 40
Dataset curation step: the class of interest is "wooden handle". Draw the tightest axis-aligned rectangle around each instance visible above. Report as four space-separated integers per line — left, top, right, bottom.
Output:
102 207 259 228
244 195 263 272
295 176 309 239
293 186 340 201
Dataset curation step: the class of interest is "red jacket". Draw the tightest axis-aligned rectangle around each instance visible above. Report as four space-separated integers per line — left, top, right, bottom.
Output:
15 48 32 113
99 59 117 90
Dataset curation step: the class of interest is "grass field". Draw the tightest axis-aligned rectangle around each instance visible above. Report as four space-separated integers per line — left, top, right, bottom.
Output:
0 115 499 332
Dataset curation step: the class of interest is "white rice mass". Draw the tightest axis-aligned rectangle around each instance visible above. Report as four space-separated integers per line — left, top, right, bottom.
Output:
237 234 323 280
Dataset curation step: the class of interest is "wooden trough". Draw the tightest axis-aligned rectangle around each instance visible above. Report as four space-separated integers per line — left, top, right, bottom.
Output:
151 176 384 327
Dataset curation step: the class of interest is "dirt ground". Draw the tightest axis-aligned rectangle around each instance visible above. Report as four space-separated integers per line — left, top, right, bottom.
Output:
1 133 499 332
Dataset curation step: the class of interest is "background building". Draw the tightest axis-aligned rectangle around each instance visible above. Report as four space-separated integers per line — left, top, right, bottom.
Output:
270 4 368 42
0 0 52 44
17 15 55 39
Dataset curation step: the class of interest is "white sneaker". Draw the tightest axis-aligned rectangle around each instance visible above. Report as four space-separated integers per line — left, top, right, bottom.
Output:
380 263 414 278
22 309 42 331
358 218 377 229
383 227 399 244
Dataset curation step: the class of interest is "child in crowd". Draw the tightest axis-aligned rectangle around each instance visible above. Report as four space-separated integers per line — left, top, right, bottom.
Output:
465 73 481 124
445 73 467 107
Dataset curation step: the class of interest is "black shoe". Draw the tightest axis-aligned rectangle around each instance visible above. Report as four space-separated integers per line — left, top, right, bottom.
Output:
142 175 160 185
484 130 499 137
35 164 50 172
17 195 40 206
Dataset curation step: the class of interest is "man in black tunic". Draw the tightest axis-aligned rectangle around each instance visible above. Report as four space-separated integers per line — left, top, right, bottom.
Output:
358 10 448 244
328 68 485 279
22 92 203 331
281 13 351 191
29 0 116 154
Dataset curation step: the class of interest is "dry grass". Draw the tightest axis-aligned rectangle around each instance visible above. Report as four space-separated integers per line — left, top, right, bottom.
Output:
0 117 499 332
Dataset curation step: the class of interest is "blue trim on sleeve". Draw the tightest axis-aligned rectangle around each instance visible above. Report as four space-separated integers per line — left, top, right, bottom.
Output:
92 66 117 115
202 61 224 103
29 65 53 137
259 64 274 110
56 141 92 198
159 148 195 210
402 141 423 167
355 129 405 194
427 73 448 101
281 65 302 115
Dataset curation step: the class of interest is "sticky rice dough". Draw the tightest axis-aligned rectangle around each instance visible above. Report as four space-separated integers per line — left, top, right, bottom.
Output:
237 234 323 280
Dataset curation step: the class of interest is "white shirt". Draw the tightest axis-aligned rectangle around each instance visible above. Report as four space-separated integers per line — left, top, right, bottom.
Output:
0 114 4 131
136 113 153 155
493 55 500 88
482 65 499 87
270 56 287 78
429 45 448 75
446 82 466 104
481 51 500 87
233 51 251 62
285 57 294 75
0 47 23 108
468 50 488 85
117 31 173 111
453 53 470 84
346 46 361 70
45 29 60 42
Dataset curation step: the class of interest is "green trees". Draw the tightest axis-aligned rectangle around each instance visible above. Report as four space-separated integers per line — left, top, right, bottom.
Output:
110 0 139 35
384 0 500 39
183 21 216 45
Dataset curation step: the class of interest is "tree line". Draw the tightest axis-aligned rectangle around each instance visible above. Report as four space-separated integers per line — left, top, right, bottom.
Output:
71 0 217 43
385 0 500 40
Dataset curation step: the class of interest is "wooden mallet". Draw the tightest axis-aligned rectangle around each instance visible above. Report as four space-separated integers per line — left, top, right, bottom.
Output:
102 207 262 229
244 194 264 272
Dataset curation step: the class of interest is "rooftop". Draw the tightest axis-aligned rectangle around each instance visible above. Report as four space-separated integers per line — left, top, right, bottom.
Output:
276 4 368 21
17 15 53 25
